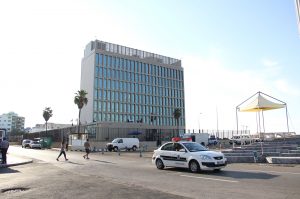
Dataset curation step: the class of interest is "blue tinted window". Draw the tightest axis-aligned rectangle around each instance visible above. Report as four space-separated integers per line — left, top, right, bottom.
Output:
107 69 111 78
103 55 107 66
107 56 111 67
99 54 103 66
94 78 98 88
103 79 106 89
107 80 110 89
99 67 103 77
112 57 115 68
96 53 99 65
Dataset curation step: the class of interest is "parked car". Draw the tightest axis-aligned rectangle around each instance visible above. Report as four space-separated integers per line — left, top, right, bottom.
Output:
152 141 227 173
208 136 218 145
22 139 32 148
29 140 42 149
229 135 252 145
106 138 139 152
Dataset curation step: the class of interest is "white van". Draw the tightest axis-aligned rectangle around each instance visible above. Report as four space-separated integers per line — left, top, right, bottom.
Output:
106 138 139 152
229 135 252 145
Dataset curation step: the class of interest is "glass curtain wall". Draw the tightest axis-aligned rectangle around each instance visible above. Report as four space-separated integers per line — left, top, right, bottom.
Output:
93 53 185 127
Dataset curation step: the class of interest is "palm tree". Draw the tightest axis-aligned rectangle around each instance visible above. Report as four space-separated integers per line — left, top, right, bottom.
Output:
74 90 88 136
173 108 182 136
43 107 53 136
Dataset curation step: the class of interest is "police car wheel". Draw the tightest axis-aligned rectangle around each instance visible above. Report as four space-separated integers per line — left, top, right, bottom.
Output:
189 160 200 173
156 159 164 170
132 146 137 151
113 147 118 152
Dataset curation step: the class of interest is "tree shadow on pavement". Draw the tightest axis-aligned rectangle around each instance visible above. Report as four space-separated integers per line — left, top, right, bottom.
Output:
0 167 20 174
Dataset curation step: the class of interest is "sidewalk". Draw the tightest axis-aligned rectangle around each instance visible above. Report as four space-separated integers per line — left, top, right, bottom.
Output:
0 154 33 168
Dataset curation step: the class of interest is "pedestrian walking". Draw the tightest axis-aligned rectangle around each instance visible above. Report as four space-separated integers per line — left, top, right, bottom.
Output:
83 139 91 159
56 141 68 161
65 139 69 151
0 137 9 164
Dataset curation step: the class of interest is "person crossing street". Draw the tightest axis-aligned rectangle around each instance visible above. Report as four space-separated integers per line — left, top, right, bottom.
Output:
56 141 68 161
83 139 91 159
0 137 9 164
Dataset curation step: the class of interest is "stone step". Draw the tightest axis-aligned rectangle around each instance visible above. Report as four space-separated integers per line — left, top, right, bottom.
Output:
226 156 256 163
241 146 298 151
230 149 290 153
280 153 300 157
288 150 300 153
266 157 300 164
238 144 298 147
224 153 254 157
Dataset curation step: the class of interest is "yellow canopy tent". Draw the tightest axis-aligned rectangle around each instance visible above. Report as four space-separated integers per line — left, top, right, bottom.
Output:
236 91 289 136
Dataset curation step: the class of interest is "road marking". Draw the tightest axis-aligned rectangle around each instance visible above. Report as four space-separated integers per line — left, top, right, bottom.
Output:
180 174 239 183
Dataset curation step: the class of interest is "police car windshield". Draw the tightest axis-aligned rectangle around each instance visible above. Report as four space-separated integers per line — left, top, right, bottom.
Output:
182 142 208 152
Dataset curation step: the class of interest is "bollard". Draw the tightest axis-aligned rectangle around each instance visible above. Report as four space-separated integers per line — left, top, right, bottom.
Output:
118 148 120 156
102 148 104 155
139 149 142 158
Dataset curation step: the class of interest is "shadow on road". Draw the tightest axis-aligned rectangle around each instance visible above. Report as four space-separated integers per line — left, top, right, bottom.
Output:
209 170 279 180
0 167 20 174
93 160 116 164
165 168 279 180
66 161 84 165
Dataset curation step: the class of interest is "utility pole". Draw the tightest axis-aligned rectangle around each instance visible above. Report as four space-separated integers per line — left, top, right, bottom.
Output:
216 107 219 138
198 113 202 133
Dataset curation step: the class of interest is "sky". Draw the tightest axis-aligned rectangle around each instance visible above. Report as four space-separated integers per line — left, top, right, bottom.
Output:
0 0 299 134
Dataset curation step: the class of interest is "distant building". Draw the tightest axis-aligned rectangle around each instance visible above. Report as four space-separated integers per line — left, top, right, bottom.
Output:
31 123 72 133
0 112 25 133
80 40 185 132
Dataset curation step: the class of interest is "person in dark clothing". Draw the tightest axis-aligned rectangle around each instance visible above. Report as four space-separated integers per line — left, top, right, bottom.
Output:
0 137 9 164
83 139 91 159
56 141 68 161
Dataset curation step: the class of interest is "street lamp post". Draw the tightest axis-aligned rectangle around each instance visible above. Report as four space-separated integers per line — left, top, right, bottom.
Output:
199 113 202 133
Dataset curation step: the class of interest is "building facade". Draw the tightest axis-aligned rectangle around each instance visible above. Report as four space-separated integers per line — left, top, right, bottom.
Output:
0 112 25 133
80 40 185 133
31 123 72 133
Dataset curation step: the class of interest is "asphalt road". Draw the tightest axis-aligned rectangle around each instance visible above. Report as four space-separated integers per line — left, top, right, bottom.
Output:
1 146 300 199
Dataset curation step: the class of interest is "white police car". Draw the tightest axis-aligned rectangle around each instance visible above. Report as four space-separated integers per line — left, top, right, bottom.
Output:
152 141 227 173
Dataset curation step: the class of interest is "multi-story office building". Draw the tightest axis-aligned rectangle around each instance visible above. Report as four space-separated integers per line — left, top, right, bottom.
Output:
80 40 185 139
0 112 25 133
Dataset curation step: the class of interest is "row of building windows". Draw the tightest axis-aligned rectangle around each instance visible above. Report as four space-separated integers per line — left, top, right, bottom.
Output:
95 67 184 89
95 54 183 80
93 112 185 126
93 101 183 116
93 92 184 108
94 81 184 99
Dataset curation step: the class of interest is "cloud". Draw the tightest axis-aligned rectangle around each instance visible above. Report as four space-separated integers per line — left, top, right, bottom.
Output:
262 58 279 67
275 79 300 96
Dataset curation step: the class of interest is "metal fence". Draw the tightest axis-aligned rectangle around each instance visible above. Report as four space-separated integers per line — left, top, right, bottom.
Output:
22 124 246 144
